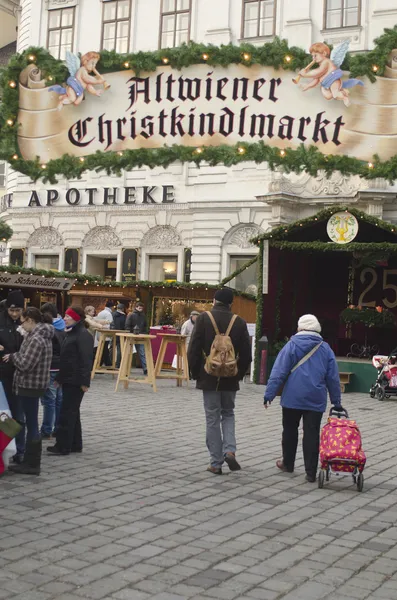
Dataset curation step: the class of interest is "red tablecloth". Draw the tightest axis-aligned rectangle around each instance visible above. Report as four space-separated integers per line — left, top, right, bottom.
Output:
150 327 177 363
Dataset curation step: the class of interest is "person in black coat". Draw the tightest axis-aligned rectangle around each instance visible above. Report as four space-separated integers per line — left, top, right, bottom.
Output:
188 288 252 474
47 305 93 456
112 303 126 368
0 290 24 461
125 301 148 374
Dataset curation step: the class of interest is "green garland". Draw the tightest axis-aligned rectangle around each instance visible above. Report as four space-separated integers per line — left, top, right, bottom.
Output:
253 241 264 384
0 264 255 299
2 29 397 182
0 222 13 241
269 241 397 254
341 307 395 328
252 205 397 244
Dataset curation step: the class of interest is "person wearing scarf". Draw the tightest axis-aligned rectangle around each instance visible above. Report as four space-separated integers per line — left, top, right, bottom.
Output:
47 306 93 456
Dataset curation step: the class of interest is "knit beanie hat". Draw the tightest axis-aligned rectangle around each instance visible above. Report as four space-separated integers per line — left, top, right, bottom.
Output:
214 288 234 305
297 314 321 333
6 290 25 309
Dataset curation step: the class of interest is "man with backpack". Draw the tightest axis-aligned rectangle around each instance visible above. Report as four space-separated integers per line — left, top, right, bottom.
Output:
188 288 252 474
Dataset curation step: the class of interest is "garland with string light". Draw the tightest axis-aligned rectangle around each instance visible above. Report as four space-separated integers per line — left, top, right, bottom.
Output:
2 28 397 182
0 264 255 299
251 205 397 245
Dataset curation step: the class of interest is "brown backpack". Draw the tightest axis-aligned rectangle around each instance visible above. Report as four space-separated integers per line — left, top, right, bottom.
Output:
204 311 239 378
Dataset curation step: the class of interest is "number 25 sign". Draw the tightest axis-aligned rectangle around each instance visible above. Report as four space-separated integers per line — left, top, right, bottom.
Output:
358 268 397 309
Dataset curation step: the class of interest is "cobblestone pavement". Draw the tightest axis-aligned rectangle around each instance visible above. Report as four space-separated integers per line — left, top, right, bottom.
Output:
1 376 397 600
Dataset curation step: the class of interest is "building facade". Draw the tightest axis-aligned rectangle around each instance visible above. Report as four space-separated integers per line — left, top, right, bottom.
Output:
2 0 397 293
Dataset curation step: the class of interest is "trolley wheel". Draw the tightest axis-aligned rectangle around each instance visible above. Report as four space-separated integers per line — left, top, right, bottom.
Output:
357 473 364 492
376 387 385 401
369 388 376 398
385 395 391 399
318 470 325 489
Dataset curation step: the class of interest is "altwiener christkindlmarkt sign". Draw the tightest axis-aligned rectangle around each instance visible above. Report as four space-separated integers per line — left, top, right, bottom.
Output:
2 33 397 182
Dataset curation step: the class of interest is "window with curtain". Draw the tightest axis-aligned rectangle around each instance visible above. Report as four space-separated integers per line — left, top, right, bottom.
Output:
160 0 191 49
101 0 132 53
47 7 75 60
228 256 258 294
325 0 361 29
242 0 276 39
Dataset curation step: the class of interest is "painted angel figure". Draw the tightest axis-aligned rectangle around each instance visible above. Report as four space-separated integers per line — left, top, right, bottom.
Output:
49 51 110 110
297 40 363 107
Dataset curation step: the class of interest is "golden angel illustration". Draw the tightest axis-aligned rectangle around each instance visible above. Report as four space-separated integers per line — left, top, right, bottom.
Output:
294 40 363 107
49 51 110 110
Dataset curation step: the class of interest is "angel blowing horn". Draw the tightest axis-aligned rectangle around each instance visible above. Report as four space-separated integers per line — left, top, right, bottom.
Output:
49 51 110 110
296 40 363 107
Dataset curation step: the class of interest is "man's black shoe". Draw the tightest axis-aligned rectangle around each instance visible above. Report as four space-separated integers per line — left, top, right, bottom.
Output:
47 445 69 456
305 474 316 483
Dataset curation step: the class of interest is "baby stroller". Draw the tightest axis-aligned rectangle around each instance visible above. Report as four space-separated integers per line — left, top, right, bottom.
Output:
318 407 366 492
370 353 397 401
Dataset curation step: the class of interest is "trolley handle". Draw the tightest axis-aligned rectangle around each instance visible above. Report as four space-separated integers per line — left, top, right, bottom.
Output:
329 406 349 418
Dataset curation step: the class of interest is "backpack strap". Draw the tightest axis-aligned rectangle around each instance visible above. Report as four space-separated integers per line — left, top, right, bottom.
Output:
225 314 238 336
206 311 220 336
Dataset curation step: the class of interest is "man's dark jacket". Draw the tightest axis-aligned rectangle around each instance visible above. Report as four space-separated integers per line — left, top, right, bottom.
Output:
125 310 147 334
188 304 252 391
112 310 126 331
0 311 22 382
55 322 94 388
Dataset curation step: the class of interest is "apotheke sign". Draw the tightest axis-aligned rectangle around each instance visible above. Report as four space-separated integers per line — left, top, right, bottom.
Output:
28 185 175 207
0 273 74 290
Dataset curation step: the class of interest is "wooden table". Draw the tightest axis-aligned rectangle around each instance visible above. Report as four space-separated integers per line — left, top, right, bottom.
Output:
154 333 189 387
91 330 125 380
115 333 157 392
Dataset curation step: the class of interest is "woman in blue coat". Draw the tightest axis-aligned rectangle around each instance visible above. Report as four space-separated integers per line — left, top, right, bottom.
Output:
264 314 342 482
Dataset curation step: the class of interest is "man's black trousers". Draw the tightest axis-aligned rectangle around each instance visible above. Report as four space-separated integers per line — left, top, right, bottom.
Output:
56 384 85 453
282 407 323 478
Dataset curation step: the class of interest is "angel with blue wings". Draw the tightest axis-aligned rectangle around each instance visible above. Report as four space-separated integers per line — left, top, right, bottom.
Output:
297 40 363 107
49 51 109 110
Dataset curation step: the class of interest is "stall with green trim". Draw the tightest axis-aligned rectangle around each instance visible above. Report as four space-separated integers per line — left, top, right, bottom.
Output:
251 205 397 392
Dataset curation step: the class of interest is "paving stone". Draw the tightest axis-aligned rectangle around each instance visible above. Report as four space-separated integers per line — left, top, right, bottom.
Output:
2 381 397 600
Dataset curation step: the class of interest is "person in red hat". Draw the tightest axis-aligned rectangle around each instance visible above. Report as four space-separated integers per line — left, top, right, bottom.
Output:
47 306 93 456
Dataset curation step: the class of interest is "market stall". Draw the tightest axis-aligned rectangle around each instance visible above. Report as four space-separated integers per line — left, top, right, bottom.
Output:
251 205 397 391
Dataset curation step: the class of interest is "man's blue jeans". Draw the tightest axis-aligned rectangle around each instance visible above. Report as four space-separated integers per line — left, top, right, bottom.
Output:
17 396 40 447
135 344 147 371
40 372 63 436
203 391 237 468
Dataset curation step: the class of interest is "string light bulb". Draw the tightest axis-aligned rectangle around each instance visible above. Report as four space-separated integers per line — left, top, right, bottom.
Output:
195 147 203 154
284 55 292 63
280 149 286 157
238 147 246 154
162 57 169 64
47 76 53 81
202 53 209 60
124 61 129 68
372 65 379 72
243 52 251 61
118 151 123 156
79 157 85 162
9 81 16 88
41 164 46 169
6 119 13 126
12 154 18 160
28 54 36 62
368 162 374 169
